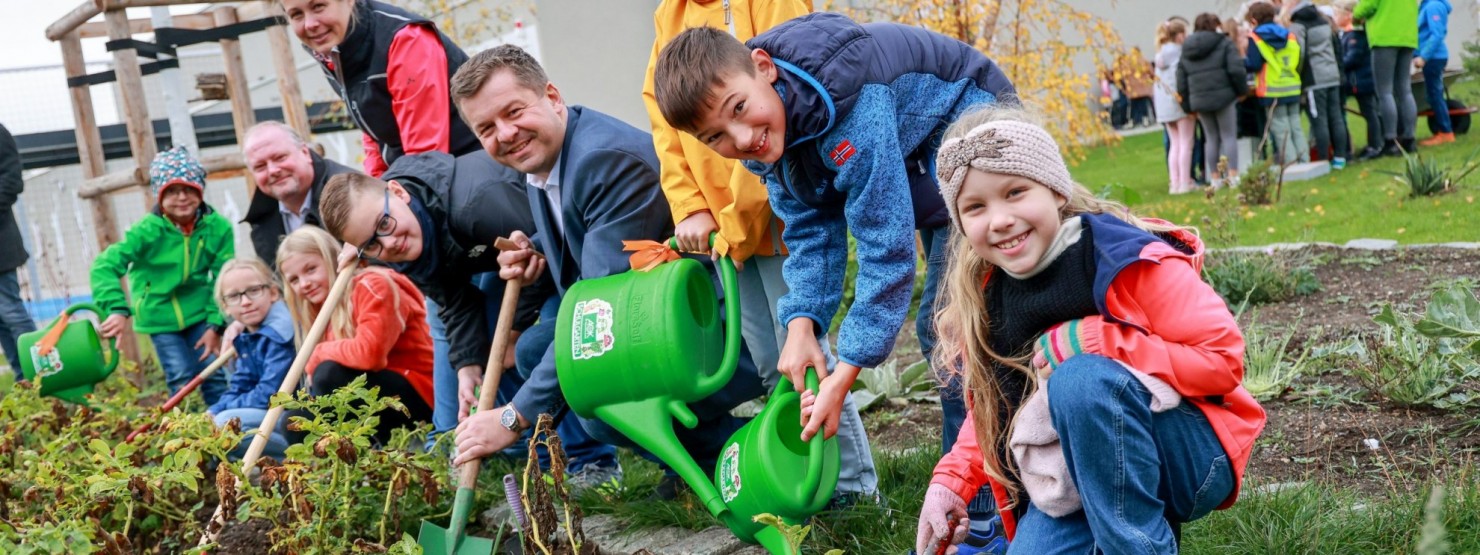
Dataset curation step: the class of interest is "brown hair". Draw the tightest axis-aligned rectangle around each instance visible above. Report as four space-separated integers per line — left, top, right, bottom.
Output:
653 25 757 132
319 172 387 242
1194 13 1223 33
450 45 549 112
1156 19 1188 46
1247 2 1278 24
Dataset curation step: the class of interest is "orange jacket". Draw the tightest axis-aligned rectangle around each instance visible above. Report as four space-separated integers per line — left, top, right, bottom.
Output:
308 268 436 408
642 0 810 262
931 216 1265 515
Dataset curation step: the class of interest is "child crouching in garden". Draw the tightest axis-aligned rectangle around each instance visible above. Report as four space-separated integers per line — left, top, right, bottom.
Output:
905 105 1266 553
275 227 434 444
209 258 295 460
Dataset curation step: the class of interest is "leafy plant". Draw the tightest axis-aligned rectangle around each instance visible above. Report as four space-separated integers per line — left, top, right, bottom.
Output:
1240 312 1314 401
753 512 845 555
850 359 938 412
1379 144 1480 197
1415 283 1480 356
1235 156 1284 206
1344 302 1480 408
1203 250 1320 309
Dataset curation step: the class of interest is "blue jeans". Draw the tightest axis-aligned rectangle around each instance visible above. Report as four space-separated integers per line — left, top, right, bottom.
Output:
214 407 289 461
1006 355 1234 554
1423 60 1452 134
150 320 227 407
425 296 458 450
507 292 619 473
0 269 37 381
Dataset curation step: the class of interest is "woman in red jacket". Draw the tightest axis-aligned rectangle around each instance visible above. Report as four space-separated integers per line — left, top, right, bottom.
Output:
897 106 1265 553
277 226 434 443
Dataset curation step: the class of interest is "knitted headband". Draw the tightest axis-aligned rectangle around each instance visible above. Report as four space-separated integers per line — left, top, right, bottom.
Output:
935 119 1075 228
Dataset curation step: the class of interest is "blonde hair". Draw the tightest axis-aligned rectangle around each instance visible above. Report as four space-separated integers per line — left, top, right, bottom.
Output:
214 258 280 314
1156 19 1188 46
931 103 1192 507
275 227 356 345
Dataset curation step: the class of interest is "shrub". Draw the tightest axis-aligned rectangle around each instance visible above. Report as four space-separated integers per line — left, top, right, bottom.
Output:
1203 250 1321 309
1380 145 1480 197
1241 312 1315 400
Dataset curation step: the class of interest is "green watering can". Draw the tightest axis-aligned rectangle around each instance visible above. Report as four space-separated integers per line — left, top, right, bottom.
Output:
556 239 838 555
18 303 120 404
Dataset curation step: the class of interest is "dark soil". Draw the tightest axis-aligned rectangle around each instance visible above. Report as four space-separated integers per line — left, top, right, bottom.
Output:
213 518 275 555
865 245 1480 496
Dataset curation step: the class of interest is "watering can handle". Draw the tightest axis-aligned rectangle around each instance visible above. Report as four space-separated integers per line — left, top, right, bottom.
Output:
666 234 742 398
41 304 120 372
800 366 827 505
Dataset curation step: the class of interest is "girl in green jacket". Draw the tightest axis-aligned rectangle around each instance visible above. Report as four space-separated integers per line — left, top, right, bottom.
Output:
90 146 234 406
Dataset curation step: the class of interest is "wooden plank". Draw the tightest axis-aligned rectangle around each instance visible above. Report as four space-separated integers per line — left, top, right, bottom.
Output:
79 153 245 199
105 8 157 210
214 6 257 193
260 1 311 139
46 1 102 42
94 0 240 9
77 13 216 39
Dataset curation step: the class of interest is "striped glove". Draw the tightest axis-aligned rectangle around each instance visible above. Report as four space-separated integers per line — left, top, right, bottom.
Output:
1035 319 1089 371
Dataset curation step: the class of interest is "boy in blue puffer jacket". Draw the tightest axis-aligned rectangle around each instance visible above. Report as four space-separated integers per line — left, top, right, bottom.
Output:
653 13 1014 476
1416 0 1454 146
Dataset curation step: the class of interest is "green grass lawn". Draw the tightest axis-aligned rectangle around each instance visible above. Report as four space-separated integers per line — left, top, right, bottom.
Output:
1072 79 1480 247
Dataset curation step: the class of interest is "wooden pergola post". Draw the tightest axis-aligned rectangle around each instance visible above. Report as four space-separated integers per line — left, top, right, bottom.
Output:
213 5 257 192
104 8 157 208
260 1 312 139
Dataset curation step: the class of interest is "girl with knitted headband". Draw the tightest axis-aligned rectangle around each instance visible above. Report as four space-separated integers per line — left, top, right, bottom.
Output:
908 106 1266 553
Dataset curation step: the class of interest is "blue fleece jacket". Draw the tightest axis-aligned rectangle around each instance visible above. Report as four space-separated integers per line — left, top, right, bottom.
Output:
1418 0 1451 61
1245 23 1301 106
741 13 1015 368
209 301 295 414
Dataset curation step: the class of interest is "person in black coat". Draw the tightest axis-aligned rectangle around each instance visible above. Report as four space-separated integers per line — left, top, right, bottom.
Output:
1177 13 1249 186
1335 1 1384 160
240 121 359 267
0 123 37 381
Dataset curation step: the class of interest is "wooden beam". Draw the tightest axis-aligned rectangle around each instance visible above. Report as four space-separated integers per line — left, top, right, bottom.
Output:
259 1 311 138
94 0 240 9
46 1 102 41
77 13 216 39
105 8 158 210
78 153 247 199
214 6 257 194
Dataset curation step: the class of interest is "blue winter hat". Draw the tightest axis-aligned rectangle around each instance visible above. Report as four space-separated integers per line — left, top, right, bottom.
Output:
148 146 207 201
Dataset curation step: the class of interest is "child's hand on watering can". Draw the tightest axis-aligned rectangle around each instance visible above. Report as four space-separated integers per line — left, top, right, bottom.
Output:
674 210 717 256
800 364 858 441
99 314 130 338
779 319 829 389
496 231 546 285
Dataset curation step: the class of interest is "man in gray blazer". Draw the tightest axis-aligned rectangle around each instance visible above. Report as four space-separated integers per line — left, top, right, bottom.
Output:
445 45 766 490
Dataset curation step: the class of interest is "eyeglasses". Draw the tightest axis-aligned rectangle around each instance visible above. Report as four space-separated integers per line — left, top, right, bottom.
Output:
222 284 272 306
359 188 398 260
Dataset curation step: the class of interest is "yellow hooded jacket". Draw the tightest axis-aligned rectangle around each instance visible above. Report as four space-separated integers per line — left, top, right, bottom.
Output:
642 0 811 262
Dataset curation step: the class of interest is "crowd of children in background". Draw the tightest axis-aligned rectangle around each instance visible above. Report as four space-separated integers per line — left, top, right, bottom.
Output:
1103 0 1456 194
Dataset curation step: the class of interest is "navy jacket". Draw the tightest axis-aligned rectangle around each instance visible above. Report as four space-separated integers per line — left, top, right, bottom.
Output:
210 301 295 414
242 151 357 267
512 106 676 421
742 12 1015 368
1342 28 1377 95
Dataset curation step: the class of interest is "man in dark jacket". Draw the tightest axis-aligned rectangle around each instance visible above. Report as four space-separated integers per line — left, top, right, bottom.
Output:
0 123 36 381
241 121 357 266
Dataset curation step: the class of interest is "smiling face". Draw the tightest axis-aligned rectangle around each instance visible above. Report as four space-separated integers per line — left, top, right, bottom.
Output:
278 252 332 306
687 50 787 164
282 0 354 55
334 181 423 263
458 69 567 178
218 267 279 329
244 126 315 206
159 185 203 223
956 169 1068 275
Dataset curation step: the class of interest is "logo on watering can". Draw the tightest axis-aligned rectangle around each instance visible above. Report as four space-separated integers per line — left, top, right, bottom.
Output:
718 443 742 503
571 298 615 360
29 345 64 377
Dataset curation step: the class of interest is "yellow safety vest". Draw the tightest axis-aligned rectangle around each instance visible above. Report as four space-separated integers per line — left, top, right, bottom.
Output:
1250 32 1302 98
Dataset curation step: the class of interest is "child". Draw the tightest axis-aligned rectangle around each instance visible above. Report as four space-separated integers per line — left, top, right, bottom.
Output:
1178 13 1249 187
1154 19 1196 194
653 12 1016 448
275 226 435 444
1245 2 1308 164
209 258 295 460
642 0 878 502
1416 0 1454 146
910 106 1265 552
1353 0 1419 155
1335 0 1385 160
91 146 233 406
1287 0 1350 168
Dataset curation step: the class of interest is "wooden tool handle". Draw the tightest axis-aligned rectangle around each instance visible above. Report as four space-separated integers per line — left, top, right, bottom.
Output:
125 348 237 443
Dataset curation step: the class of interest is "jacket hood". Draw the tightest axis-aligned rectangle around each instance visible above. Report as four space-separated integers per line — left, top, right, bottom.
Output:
255 301 296 345
1254 23 1290 48
1181 30 1227 61
1421 0 1452 14
1291 1 1329 27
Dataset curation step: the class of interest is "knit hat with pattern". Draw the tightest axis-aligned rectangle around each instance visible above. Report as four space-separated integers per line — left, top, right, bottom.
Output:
935 120 1075 229
148 146 206 202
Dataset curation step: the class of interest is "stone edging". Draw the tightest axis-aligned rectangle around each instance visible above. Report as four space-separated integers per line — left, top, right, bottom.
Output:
1214 239 1480 253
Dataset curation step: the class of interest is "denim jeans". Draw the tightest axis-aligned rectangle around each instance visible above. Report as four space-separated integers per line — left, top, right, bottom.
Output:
1423 60 1452 134
1268 102 1309 164
740 253 878 495
1307 87 1350 160
150 320 228 407
1005 355 1234 554
425 296 458 450
0 269 36 381
509 294 619 473
214 407 289 461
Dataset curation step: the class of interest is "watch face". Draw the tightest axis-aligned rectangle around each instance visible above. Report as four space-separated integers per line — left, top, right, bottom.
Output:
500 408 517 430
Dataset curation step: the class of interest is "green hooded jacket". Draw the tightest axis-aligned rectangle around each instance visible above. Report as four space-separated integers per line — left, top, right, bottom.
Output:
90 207 234 334
1353 0 1420 48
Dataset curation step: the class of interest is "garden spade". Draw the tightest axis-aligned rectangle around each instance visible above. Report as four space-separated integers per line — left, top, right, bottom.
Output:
418 238 529 555
125 347 237 443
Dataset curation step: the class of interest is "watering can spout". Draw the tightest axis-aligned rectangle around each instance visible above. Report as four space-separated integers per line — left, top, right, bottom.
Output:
593 398 730 518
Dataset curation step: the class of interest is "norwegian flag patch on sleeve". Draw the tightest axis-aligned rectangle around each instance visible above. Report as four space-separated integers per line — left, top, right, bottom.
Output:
830 140 857 167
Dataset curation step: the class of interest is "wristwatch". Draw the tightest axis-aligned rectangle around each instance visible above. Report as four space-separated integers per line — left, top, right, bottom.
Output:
499 406 521 432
